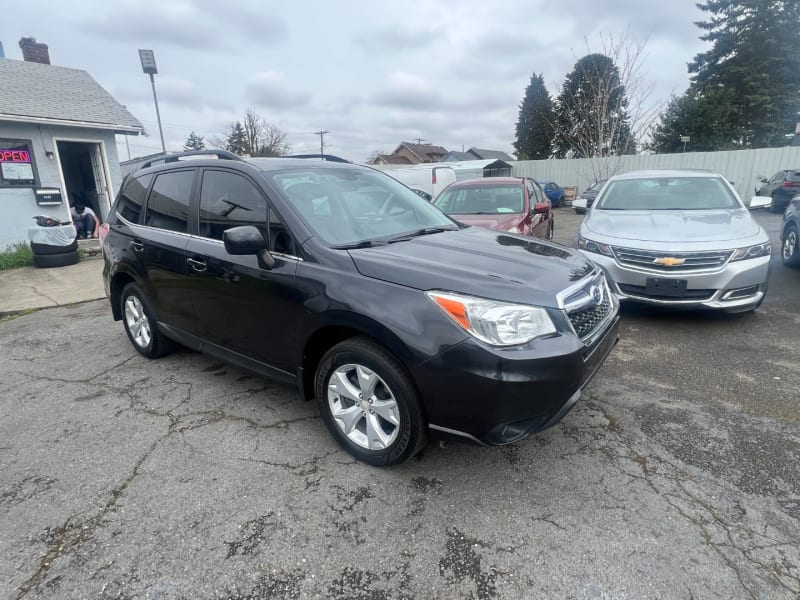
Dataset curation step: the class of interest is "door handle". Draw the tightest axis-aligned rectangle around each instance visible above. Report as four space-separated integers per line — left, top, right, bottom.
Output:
187 257 207 272
130 240 144 252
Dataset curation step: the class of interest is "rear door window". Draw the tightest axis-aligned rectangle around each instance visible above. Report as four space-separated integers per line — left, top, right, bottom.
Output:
116 174 152 223
144 170 195 233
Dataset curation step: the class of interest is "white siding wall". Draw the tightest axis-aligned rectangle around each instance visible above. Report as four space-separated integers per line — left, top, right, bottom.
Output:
0 122 122 248
511 147 800 199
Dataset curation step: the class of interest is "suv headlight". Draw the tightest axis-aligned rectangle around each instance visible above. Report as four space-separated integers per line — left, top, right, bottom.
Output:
426 291 556 346
731 242 771 260
577 235 613 256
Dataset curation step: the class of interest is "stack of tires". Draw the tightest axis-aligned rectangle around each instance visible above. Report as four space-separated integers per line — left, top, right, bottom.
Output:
29 217 80 268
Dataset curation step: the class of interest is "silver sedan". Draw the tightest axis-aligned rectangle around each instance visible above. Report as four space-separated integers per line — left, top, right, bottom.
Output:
574 170 772 313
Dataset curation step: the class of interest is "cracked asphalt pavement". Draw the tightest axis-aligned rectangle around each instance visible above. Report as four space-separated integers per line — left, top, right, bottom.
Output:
1 210 798 599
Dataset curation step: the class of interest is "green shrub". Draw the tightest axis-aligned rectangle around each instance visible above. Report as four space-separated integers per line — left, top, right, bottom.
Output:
0 243 34 271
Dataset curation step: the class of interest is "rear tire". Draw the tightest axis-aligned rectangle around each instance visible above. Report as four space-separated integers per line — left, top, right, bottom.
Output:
32 250 80 268
314 337 426 466
120 283 173 358
30 240 79 255
782 224 800 268
770 193 785 214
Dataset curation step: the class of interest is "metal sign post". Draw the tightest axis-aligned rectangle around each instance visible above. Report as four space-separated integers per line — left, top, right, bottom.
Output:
138 49 166 153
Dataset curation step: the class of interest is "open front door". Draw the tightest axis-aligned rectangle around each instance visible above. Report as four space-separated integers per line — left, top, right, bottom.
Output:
89 144 110 219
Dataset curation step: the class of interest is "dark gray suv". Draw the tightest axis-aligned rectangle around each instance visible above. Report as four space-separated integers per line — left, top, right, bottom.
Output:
101 151 619 465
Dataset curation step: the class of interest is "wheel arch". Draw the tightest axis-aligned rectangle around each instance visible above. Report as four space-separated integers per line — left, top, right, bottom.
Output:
299 316 418 402
109 269 139 321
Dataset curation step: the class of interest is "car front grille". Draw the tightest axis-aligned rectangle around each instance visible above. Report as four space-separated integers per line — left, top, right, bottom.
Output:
567 291 612 340
611 247 732 272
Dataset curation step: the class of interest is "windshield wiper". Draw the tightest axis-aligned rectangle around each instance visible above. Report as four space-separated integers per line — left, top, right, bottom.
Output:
387 227 457 243
331 240 386 249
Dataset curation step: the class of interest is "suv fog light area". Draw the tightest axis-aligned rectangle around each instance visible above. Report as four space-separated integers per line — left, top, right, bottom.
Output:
427 291 556 346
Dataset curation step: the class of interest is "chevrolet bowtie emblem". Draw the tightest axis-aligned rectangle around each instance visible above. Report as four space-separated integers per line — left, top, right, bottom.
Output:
653 256 685 267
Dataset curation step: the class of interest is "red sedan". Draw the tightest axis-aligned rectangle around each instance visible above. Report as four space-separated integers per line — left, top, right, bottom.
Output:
433 177 554 239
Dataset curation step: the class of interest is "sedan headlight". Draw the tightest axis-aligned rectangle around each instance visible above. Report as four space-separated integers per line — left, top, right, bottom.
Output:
426 291 556 346
577 235 613 256
731 242 772 260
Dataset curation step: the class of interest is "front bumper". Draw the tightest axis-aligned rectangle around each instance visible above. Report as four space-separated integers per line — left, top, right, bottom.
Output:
413 316 619 446
582 252 770 310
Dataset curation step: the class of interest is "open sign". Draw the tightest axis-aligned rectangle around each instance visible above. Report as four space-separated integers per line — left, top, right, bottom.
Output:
0 150 31 162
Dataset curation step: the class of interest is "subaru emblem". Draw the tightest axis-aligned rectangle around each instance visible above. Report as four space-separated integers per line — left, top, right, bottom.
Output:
590 285 603 305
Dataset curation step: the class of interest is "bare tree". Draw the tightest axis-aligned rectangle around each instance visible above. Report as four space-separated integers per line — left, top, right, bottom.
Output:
552 31 663 182
260 122 291 157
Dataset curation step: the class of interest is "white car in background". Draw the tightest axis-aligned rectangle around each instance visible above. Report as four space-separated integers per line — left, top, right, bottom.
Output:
575 170 772 313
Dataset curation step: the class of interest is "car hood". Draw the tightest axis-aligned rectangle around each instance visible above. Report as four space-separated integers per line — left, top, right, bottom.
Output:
449 213 522 231
584 209 763 243
348 227 595 309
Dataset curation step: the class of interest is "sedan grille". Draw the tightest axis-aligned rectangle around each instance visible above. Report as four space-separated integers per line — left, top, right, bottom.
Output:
568 292 612 340
611 247 732 272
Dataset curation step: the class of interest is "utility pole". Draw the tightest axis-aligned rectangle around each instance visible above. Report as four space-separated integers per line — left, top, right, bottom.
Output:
314 130 328 157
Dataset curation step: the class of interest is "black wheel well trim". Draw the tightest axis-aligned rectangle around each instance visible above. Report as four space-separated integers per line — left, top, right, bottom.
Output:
109 269 139 321
299 320 418 403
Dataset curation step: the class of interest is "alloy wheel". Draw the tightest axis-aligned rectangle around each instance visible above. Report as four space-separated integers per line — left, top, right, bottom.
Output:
327 363 400 450
783 230 797 262
124 295 152 349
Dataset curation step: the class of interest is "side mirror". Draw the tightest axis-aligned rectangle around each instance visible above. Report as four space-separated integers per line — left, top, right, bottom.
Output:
532 202 550 215
572 198 588 210
760 178 768 184
749 196 772 210
223 225 275 268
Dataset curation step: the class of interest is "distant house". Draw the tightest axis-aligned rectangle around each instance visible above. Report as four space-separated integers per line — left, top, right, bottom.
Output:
0 37 143 248
368 142 448 165
442 147 515 162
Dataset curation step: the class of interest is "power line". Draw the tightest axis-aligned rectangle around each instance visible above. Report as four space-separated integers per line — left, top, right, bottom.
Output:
314 130 329 156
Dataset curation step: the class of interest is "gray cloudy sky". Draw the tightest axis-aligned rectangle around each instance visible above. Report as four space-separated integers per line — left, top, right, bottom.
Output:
2 0 707 162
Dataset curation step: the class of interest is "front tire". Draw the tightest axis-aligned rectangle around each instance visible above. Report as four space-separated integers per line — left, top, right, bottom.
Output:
315 337 426 466
782 224 800 268
120 283 173 358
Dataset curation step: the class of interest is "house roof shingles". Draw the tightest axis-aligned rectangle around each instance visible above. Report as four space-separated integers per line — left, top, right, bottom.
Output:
468 147 515 161
399 142 448 161
0 59 142 133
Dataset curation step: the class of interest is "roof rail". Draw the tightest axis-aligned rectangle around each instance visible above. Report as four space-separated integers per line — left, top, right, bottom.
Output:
285 153 351 163
140 150 244 170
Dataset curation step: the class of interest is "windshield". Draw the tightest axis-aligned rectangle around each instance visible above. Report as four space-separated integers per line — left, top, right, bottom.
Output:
433 185 524 214
595 177 740 211
269 167 456 246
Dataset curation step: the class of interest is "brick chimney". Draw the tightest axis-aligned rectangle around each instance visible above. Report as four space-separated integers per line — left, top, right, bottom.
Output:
19 37 50 64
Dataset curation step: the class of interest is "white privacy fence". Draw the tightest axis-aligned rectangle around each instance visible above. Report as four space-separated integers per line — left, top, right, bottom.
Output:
510 146 800 199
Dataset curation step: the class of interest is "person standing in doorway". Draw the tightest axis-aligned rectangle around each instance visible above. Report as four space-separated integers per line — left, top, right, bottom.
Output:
71 202 100 239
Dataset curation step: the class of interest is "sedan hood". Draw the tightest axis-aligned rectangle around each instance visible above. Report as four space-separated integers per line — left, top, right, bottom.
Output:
348 227 595 309
450 213 521 231
585 209 763 243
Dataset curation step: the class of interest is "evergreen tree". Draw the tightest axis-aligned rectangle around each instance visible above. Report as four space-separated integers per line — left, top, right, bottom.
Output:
514 73 555 160
225 121 247 155
688 0 800 148
552 54 635 158
649 89 746 153
182 131 206 152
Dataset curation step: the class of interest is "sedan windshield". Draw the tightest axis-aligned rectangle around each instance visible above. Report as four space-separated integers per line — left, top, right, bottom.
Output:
269 167 457 247
595 177 739 210
434 185 524 215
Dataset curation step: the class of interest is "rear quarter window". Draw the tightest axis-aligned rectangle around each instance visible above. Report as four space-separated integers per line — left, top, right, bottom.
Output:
115 174 152 223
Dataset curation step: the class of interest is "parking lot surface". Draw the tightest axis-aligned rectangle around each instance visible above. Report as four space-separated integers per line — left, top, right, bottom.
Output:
1 210 798 599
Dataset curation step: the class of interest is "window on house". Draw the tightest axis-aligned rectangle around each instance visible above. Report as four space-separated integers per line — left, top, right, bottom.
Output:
0 140 38 187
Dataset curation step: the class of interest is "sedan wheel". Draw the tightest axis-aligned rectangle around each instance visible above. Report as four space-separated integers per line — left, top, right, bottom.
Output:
315 337 426 466
782 225 800 268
